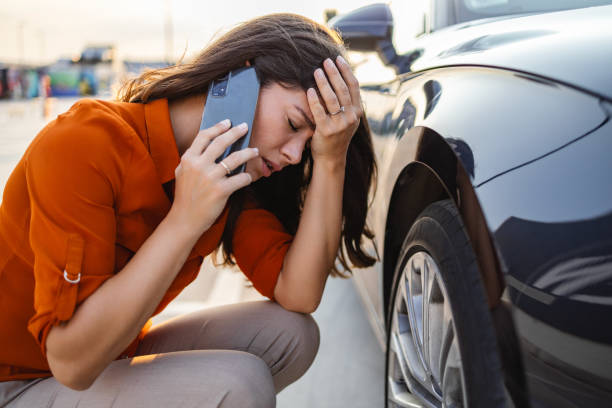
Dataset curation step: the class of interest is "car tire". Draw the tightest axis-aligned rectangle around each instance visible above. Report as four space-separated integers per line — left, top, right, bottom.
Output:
385 199 507 408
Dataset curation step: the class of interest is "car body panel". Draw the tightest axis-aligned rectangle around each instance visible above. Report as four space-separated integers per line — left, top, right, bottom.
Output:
408 5 612 101
485 117 612 404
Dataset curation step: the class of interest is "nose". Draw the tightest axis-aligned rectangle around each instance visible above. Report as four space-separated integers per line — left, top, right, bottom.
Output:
280 137 305 165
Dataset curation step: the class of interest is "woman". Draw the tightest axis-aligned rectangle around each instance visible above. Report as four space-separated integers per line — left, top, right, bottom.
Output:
0 13 376 408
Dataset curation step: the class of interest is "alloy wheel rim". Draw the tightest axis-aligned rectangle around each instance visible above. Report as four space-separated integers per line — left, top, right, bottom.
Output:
387 251 467 408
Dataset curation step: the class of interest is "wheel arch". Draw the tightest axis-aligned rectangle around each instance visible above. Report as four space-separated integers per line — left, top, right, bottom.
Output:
382 127 505 325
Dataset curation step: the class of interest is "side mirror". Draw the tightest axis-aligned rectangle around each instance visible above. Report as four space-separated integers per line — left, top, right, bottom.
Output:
328 3 393 51
328 3 415 73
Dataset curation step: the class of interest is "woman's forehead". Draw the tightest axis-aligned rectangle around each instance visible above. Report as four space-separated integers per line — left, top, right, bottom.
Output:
264 84 312 116
264 82 305 99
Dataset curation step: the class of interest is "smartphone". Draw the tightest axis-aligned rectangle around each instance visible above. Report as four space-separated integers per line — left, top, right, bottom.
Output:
200 66 261 175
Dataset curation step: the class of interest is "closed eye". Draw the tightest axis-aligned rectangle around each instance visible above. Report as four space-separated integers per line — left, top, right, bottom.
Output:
288 118 298 132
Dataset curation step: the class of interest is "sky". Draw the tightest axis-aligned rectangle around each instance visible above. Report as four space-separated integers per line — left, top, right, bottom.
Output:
0 0 384 65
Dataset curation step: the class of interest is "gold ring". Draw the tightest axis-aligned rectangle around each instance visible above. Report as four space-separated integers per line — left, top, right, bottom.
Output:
219 160 231 176
330 106 345 116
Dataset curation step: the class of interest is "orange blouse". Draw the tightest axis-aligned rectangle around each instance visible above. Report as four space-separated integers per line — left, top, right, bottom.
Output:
0 98 292 381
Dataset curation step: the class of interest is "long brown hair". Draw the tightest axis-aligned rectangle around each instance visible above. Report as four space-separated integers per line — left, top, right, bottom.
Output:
118 13 377 276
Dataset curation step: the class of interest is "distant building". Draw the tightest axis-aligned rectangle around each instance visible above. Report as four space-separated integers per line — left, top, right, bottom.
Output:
1 44 171 99
0 62 46 99
75 45 122 96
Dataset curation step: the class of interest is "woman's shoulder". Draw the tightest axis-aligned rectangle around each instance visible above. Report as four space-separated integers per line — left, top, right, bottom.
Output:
66 98 145 126
55 98 143 140
26 99 141 163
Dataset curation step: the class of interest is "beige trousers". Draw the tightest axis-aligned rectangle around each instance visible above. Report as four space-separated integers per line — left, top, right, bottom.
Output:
1 300 320 408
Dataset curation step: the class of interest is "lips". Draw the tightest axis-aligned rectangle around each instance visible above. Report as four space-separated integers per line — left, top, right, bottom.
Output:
261 156 280 177
261 157 273 177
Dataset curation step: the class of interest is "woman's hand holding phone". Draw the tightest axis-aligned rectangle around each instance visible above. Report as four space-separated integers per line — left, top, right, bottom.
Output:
168 119 259 238
306 55 363 168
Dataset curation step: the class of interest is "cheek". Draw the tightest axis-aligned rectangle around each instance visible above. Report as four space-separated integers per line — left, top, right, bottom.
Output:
249 107 270 148
250 113 285 150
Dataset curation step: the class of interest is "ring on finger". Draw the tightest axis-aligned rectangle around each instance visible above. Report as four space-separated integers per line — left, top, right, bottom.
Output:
219 160 231 176
330 106 345 116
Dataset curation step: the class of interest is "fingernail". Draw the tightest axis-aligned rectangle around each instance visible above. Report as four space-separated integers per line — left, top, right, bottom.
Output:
247 173 253 183
337 55 347 65
315 69 324 78
221 119 231 127
252 147 259 155
238 122 248 129
307 88 315 97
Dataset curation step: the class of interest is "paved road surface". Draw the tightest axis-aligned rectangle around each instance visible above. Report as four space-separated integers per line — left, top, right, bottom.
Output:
1 96 385 407
276 274 385 408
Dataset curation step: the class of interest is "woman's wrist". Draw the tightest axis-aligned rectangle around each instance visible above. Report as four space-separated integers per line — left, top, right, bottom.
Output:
163 209 208 245
312 154 347 175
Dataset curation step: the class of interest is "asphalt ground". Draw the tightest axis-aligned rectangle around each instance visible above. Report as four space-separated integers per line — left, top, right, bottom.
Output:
1 96 384 407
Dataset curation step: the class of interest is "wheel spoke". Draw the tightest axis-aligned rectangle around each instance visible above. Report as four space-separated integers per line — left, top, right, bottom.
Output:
421 257 431 372
399 268 427 380
427 287 444 394
400 268 410 315
406 256 427 384
388 378 426 408
395 307 426 381
388 311 421 408
408 258 424 351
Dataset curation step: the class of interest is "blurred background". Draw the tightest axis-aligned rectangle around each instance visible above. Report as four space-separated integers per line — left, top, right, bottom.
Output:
0 0 388 100
1 1 388 406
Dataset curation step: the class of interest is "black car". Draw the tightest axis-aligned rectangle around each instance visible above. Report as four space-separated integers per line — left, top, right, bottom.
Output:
328 2 612 407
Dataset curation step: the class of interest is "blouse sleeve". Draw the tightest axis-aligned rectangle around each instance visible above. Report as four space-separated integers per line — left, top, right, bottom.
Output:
24 101 133 358
232 208 293 300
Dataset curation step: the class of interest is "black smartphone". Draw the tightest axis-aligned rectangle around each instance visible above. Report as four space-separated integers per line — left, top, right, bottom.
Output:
200 66 261 175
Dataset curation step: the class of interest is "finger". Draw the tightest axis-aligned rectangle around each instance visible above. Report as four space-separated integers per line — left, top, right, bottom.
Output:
202 122 248 162
323 58 352 108
187 119 231 156
222 171 253 194
213 147 259 177
221 147 259 171
306 87 327 124
314 68 341 114
335 55 363 113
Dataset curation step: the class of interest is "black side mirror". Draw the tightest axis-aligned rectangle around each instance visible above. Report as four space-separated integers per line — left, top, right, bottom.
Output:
328 3 393 51
328 3 416 74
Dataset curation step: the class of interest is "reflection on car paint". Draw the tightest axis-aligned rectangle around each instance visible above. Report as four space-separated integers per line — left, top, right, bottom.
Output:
437 30 556 58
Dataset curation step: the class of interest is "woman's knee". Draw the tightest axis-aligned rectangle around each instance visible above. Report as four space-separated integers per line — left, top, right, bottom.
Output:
217 352 276 408
262 302 320 392
267 301 319 359
289 309 320 368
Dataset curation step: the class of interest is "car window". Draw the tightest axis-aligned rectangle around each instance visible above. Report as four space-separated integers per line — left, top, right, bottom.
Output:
391 0 431 54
